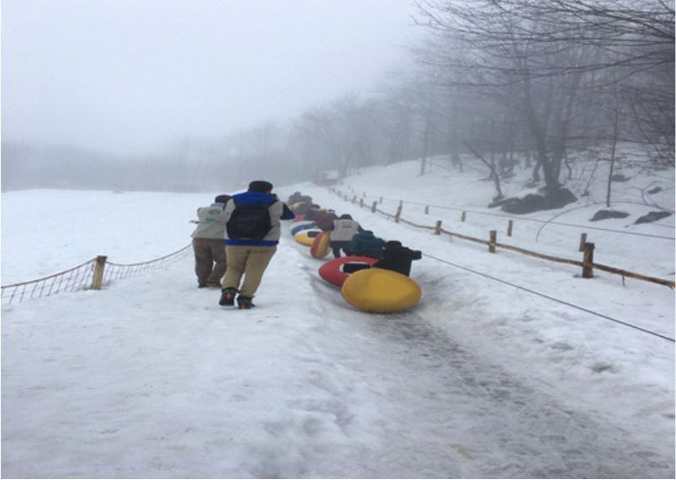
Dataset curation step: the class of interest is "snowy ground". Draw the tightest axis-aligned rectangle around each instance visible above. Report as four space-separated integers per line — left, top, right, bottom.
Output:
2 158 674 477
1 189 216 284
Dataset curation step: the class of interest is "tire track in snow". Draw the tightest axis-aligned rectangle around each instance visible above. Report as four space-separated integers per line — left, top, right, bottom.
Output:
294 247 673 477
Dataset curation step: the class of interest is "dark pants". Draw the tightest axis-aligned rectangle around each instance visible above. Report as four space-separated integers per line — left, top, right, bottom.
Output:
192 238 227 286
330 241 352 258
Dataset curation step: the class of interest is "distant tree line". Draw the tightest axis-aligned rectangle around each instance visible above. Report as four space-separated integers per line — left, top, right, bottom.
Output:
3 0 673 195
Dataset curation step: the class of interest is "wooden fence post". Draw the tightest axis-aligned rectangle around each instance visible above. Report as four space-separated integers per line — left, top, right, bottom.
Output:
434 220 442 235
582 242 595 278
461 211 466 222
579 233 587 252
489 230 497 253
92 255 107 290
507 220 513 237
395 205 402 223
352 195 357 203
424 205 429 215
371 201 377 213
379 196 383 204
359 198 364 208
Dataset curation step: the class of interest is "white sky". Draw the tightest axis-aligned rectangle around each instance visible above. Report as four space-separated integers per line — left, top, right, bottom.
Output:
2 0 420 154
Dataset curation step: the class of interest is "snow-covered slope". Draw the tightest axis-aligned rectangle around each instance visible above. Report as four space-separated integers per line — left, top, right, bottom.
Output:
1 190 214 284
2 159 674 477
324 151 674 279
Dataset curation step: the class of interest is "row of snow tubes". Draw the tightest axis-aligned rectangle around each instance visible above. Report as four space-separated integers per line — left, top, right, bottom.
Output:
290 217 422 313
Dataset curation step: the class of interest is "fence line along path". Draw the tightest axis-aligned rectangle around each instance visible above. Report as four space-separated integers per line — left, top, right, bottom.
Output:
1 244 192 306
329 187 675 289
348 188 675 241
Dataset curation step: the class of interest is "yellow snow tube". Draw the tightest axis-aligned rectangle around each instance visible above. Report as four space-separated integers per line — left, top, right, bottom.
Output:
341 268 422 313
294 229 322 247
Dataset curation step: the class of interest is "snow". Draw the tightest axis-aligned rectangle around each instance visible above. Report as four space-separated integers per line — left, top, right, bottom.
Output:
336 151 675 279
2 156 674 477
1 190 214 284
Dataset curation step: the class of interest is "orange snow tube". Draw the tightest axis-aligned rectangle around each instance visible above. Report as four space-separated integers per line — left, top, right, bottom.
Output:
310 232 331 259
341 268 422 313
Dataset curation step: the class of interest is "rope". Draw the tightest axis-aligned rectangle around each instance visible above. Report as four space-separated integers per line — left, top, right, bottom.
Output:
1 259 96 306
2 243 192 305
421 251 675 343
106 244 191 267
1 258 97 288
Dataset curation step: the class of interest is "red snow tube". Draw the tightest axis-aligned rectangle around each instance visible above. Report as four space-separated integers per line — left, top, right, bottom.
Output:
319 256 378 287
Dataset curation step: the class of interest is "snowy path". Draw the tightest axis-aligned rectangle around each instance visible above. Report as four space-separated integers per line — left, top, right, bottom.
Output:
2 224 673 477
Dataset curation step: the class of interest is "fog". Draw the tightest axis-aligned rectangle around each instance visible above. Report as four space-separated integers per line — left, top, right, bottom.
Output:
3 0 415 155
2 0 673 193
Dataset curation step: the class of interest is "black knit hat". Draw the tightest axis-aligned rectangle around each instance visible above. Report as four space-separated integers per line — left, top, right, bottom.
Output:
248 180 273 193
214 194 231 204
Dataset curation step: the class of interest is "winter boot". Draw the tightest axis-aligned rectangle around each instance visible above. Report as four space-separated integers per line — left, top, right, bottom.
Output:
237 295 255 309
219 287 238 306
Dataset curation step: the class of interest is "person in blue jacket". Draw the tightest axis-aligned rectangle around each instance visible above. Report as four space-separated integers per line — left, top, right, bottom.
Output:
218 181 294 309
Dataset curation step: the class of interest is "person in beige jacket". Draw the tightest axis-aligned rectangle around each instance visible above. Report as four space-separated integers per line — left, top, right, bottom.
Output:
218 181 294 309
191 194 230 287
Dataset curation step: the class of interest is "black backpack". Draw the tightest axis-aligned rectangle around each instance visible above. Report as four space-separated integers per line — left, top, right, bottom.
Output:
227 201 272 240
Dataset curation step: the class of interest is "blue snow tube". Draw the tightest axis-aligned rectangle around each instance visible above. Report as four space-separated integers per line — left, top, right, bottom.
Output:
291 222 317 236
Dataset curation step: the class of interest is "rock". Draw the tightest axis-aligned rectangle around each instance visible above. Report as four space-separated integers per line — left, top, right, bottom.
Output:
634 211 673 224
488 197 510 208
589 209 630 222
610 173 630 182
499 188 577 214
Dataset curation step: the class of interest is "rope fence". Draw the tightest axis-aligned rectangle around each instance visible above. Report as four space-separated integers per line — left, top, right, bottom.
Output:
329 187 675 289
2 244 191 306
343 186 675 241
421 251 675 343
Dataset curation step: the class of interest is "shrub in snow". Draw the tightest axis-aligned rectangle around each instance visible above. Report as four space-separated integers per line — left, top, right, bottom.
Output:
634 211 672 224
590 210 630 222
496 188 577 214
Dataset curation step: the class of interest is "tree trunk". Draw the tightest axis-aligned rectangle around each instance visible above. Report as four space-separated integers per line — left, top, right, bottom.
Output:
606 103 621 207
464 142 503 199
419 112 432 176
532 158 542 182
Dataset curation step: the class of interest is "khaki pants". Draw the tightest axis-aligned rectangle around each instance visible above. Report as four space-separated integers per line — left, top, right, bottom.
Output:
192 238 227 286
222 245 277 297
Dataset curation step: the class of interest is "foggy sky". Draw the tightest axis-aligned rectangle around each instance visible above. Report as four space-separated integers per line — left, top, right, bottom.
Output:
2 0 419 155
